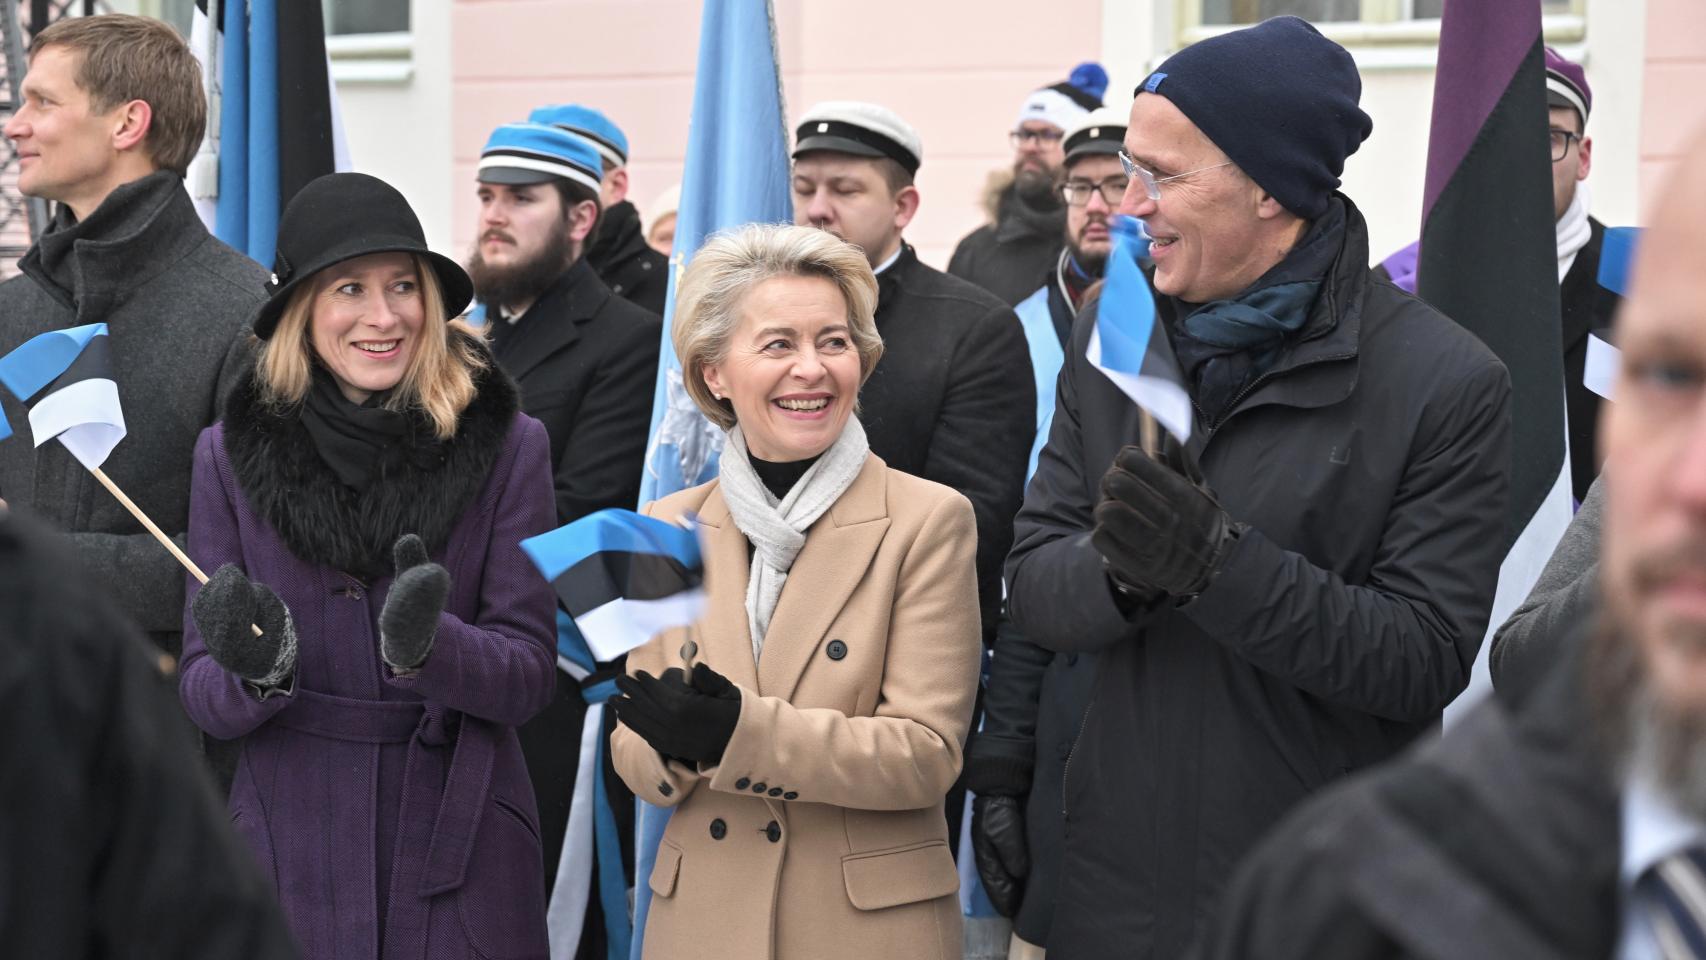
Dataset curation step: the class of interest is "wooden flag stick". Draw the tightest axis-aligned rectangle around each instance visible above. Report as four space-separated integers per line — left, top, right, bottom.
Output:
1139 408 1160 458
89 466 263 637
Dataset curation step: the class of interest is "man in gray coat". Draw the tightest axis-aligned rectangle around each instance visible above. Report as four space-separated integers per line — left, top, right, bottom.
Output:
0 15 266 661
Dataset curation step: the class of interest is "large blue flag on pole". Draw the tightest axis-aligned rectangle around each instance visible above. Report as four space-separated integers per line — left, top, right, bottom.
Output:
628 3 792 957
637 0 793 506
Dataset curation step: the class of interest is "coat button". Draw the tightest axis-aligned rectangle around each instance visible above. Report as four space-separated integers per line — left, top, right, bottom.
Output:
783 791 798 800
709 818 727 840
765 821 781 843
826 640 847 661
613 284 625 293
680 640 698 661
767 787 782 797
751 782 767 794
735 777 751 790
659 782 673 797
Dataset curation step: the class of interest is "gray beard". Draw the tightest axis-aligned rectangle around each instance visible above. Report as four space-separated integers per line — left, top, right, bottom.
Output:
1594 626 1706 820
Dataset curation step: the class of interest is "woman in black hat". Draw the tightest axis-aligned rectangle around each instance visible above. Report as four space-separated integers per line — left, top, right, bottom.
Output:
177 172 559 959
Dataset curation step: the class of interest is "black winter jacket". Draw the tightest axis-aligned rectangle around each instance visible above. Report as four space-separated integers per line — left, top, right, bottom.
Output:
1005 196 1512 959
861 245 1034 644
0 510 296 958
587 199 670 317
1197 626 1620 960
947 183 1066 306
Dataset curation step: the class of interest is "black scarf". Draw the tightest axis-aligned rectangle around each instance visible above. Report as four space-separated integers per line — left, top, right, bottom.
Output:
299 365 445 491
1168 198 1347 427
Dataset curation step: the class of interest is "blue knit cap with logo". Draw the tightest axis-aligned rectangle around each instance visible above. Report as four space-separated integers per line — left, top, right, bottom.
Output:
1138 16 1372 219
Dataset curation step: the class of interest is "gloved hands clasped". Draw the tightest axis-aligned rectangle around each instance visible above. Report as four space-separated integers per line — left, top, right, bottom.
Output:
1091 444 1239 600
192 563 298 693
380 533 450 673
612 662 742 765
971 793 1030 918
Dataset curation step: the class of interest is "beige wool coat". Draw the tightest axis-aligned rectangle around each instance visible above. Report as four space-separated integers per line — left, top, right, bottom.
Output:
611 453 982 960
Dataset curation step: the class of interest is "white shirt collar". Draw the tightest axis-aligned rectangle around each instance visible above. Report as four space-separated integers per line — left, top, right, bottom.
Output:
872 245 903 277
1622 779 1706 892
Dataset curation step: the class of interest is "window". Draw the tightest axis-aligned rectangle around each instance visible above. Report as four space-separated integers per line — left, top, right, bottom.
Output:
323 0 409 36
1184 0 1584 45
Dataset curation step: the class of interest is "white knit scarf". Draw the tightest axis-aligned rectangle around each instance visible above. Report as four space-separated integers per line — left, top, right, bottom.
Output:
1557 182 1592 282
717 418 869 661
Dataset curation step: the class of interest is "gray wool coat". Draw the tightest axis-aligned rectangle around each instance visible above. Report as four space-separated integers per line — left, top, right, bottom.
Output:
0 171 267 656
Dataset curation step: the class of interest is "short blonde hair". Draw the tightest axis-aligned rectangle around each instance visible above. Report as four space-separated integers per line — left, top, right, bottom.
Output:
256 254 488 439
674 224 883 431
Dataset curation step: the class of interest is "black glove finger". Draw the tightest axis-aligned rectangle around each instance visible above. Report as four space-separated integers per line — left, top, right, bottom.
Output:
392 533 429 574
380 563 451 670
689 662 737 699
656 666 690 691
983 794 1031 878
612 698 675 752
193 564 256 632
1099 468 1174 534
616 673 665 710
1091 499 1147 564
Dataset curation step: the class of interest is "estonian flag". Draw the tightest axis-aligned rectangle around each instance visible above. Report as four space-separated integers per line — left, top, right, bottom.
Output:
1087 215 1193 442
189 0 347 264
0 324 124 470
520 509 706 665
1421 0 1571 719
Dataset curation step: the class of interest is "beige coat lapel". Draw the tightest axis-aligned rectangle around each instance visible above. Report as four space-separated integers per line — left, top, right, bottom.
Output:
755 456 890 701
692 485 761 693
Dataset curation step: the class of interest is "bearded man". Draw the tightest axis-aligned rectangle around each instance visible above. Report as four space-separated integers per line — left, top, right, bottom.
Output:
1196 127 1706 960
469 121 661 937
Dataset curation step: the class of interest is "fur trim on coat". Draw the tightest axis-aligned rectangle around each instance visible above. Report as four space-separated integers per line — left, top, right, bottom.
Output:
222 338 519 580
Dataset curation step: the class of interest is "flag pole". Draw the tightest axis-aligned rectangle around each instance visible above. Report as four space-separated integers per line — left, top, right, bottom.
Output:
1139 409 1159 458
88 466 263 637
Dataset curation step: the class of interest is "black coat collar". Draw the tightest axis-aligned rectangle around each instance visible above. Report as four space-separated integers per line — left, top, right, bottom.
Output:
874 243 920 317
222 339 519 580
586 200 648 274
1560 217 1608 353
487 257 612 381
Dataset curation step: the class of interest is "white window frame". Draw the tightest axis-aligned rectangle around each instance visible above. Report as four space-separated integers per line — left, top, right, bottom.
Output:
324 0 412 85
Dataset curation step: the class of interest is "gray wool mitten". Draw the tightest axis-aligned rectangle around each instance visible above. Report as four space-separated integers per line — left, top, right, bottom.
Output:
191 563 297 690
380 534 450 672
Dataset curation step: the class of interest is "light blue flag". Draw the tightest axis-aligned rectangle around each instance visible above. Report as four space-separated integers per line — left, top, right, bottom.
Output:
629 3 793 957
1087 216 1193 443
636 0 793 506
214 0 281 264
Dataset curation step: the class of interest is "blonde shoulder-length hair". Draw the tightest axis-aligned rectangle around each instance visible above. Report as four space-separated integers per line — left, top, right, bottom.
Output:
673 223 883 432
255 253 488 439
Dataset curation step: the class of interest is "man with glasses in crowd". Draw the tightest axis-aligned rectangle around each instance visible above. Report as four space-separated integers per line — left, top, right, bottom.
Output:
949 63 1107 305
1004 19 1511 958
966 108 1128 960
1378 49 1615 502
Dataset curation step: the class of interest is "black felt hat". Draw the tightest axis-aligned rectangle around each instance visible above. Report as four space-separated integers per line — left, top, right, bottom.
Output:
251 172 473 340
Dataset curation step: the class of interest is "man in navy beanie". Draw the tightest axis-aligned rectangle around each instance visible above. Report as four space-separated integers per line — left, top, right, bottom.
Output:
1005 16 1512 958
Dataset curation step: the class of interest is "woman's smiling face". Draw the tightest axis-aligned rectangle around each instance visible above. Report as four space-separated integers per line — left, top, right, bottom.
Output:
308 251 424 404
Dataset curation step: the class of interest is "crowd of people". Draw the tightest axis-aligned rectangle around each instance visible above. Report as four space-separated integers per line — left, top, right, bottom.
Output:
1 10 1695 960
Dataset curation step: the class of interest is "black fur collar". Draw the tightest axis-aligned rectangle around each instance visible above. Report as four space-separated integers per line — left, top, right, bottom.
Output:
223 344 519 580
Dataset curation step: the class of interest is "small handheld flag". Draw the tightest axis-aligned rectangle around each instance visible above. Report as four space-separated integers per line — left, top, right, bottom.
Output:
1087 216 1194 447
0 323 125 470
520 509 707 664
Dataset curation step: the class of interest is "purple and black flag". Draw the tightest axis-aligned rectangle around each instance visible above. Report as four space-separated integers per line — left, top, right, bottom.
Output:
1421 0 1573 714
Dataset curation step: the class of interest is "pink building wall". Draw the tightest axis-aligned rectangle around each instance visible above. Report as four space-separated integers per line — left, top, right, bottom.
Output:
1640 0 1706 213
450 0 1104 269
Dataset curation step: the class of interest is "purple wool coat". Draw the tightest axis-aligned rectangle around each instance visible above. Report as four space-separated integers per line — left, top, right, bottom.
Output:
179 394 558 960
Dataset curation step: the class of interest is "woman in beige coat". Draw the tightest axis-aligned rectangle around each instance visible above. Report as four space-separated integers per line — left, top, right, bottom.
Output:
609 223 982 960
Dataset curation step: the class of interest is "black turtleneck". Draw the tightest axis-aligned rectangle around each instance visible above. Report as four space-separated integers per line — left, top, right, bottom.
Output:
750 452 821 501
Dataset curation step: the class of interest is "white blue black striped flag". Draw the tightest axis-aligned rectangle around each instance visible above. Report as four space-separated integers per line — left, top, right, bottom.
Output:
1087 215 1194 443
520 509 706 664
0 324 125 470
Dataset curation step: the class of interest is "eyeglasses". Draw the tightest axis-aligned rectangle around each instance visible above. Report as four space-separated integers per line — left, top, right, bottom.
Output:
1549 129 1582 163
1059 175 1131 207
1010 128 1065 148
1119 150 1234 201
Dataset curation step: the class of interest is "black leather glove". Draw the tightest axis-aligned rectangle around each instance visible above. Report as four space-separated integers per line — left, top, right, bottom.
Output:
191 563 297 690
1091 444 1238 598
971 793 1029 918
380 534 450 672
611 663 742 765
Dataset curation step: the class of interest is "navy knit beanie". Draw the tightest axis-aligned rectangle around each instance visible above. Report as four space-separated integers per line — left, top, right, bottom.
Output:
1137 17 1372 219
